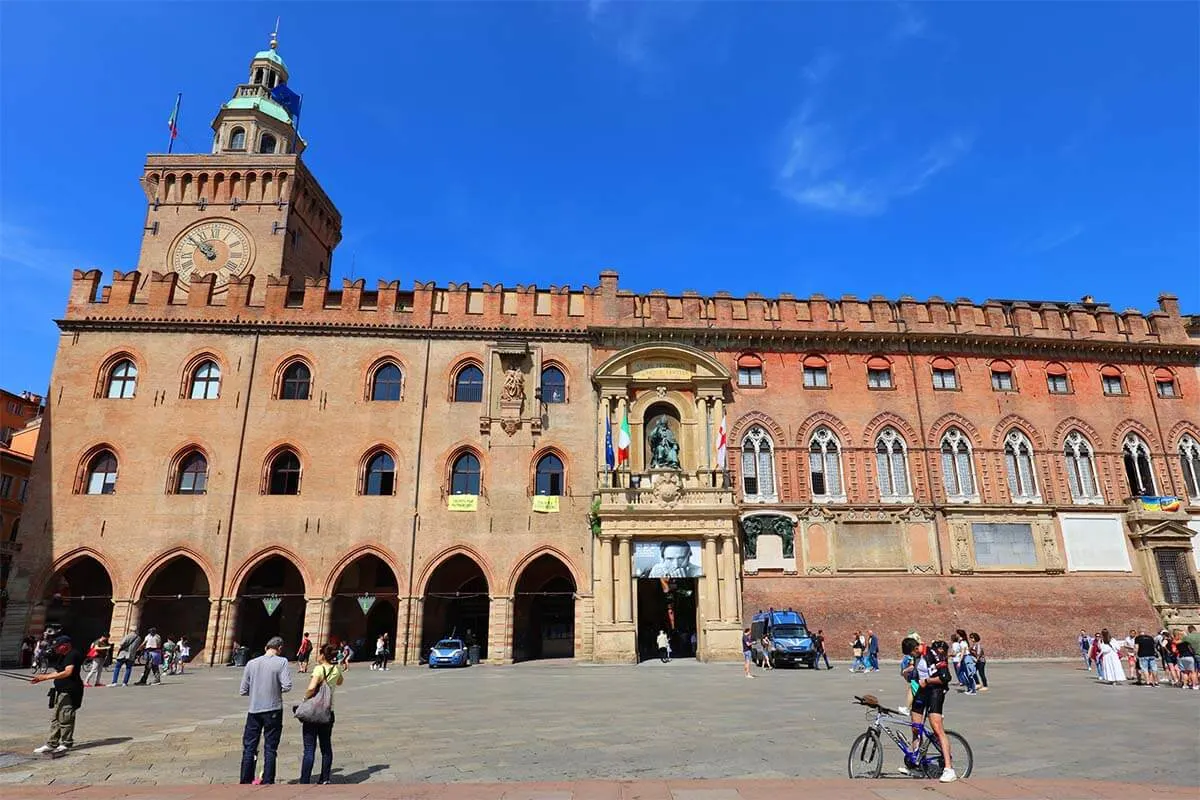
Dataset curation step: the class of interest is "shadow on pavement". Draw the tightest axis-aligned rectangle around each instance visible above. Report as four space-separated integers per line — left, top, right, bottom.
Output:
332 764 389 783
72 736 133 751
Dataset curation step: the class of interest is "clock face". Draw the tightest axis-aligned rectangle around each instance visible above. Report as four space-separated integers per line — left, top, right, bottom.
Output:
170 220 254 285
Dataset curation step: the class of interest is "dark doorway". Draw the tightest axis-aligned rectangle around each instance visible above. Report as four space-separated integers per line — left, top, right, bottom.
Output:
329 554 399 660
512 554 576 662
139 556 211 656
636 577 698 662
421 554 489 660
44 557 113 646
233 555 305 659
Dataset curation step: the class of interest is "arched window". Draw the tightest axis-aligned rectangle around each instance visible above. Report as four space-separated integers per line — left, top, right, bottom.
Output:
990 362 1015 392
268 450 302 495
1154 368 1178 399
453 364 484 403
1178 434 1200 500
259 133 277 154
740 426 776 502
737 354 764 387
535 453 564 496
1064 432 1102 503
931 357 958 390
1100 365 1125 396
370 362 403 401
875 427 910 500
188 360 221 399
105 359 138 399
451 452 481 495
1122 434 1155 497
364 451 396 496
280 361 311 400
940 428 976 500
808 427 843 500
85 450 118 495
540 366 566 404
1003 430 1040 502
176 451 209 495
229 127 246 150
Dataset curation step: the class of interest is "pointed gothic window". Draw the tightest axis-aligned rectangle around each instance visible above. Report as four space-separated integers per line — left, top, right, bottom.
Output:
940 428 977 501
1064 432 1102 503
1122 434 1156 497
259 133 277 154
875 427 911 501
84 450 118 495
363 451 396 496
175 451 209 495
1003 430 1040 502
229 128 246 150
268 450 302 495
451 452 481 495
280 361 311 400
1178 434 1200 501
740 426 776 502
188 360 221 399
535 454 564 496
370 362 403 401
540 366 566 404
453 364 484 403
808 427 844 501
105 359 138 399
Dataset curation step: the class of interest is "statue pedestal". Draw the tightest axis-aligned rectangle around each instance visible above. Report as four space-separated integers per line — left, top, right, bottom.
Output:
499 399 523 436
755 534 787 570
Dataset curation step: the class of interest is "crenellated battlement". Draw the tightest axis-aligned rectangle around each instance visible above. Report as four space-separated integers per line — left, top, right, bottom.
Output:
64 268 1195 350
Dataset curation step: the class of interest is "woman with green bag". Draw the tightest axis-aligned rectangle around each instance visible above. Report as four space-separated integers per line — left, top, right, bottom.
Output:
297 644 344 784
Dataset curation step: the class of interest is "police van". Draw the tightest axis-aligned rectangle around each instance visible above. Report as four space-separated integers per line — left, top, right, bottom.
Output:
749 608 816 668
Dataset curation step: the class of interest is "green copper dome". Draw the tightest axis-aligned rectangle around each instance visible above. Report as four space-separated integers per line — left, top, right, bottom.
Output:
223 95 293 125
254 48 288 71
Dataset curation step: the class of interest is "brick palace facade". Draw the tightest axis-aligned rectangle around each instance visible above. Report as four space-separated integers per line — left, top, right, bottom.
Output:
3 39 1199 665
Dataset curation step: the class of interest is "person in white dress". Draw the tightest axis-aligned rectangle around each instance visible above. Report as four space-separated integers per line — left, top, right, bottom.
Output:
1097 629 1125 685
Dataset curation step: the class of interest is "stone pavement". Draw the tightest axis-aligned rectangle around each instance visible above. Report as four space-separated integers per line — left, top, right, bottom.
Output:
0 660 1196 789
2 779 1197 799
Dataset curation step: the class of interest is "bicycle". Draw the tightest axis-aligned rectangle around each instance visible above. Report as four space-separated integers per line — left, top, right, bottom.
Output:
847 694 973 780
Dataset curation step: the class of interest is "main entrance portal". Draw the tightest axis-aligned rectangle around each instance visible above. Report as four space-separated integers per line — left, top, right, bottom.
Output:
636 577 698 661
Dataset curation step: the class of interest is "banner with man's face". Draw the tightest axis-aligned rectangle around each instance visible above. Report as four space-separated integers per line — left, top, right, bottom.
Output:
633 540 704 578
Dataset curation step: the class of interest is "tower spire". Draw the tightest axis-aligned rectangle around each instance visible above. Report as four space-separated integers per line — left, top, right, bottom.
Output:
270 17 280 50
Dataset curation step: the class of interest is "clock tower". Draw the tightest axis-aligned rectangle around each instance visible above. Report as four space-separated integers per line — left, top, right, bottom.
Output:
136 30 341 297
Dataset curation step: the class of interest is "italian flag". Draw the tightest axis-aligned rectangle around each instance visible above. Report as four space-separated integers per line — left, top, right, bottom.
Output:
715 412 727 467
617 407 631 465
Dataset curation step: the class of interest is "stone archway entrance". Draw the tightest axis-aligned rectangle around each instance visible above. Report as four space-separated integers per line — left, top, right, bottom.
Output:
421 555 489 661
234 556 305 657
329 554 399 661
44 556 113 646
139 556 211 656
512 554 576 662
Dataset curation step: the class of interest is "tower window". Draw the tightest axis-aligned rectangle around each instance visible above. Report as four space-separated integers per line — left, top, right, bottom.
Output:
268 71 278 88
259 133 277 154
255 68 264 84
229 128 246 151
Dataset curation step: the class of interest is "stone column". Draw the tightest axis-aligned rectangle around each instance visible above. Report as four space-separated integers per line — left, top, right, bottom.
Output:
489 595 512 663
703 535 721 620
211 597 238 666
303 597 330 644
598 536 614 624
616 536 633 623
201 597 223 665
110 598 138 642
720 535 740 623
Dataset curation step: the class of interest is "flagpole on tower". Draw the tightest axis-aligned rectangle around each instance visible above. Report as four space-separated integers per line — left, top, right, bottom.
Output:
166 92 182 154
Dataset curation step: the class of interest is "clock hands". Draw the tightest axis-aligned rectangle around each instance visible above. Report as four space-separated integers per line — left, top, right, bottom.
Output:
184 235 218 261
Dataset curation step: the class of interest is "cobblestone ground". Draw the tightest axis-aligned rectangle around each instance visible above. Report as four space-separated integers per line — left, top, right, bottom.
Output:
0 660 1196 788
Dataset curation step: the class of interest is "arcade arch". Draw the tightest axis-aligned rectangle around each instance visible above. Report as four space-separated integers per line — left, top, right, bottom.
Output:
137 554 212 654
327 553 399 658
511 553 576 663
420 554 490 661
43 554 114 646
232 555 306 657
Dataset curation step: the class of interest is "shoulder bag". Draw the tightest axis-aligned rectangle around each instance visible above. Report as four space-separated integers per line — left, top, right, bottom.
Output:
293 665 333 725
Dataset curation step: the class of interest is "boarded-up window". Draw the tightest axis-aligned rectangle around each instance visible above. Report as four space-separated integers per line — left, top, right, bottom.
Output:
1059 514 1130 571
467 290 484 314
971 523 1037 567
836 523 906 571
568 293 585 317
502 291 518 314
535 292 551 315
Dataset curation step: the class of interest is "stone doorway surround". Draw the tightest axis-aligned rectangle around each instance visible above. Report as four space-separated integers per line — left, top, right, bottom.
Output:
1123 500 1200 628
590 342 742 662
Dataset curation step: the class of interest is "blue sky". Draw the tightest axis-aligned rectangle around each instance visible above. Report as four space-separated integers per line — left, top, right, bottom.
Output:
2 1 1197 393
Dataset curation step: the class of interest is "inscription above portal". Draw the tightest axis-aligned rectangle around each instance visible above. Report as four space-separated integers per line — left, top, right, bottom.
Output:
631 359 691 381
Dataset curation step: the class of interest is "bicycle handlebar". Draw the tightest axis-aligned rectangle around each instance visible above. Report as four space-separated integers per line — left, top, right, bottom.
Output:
852 695 904 717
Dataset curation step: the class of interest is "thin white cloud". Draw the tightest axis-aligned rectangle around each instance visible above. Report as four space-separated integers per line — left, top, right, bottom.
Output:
1026 224 1086 254
584 1 697 74
778 102 972 216
802 49 839 87
890 2 928 42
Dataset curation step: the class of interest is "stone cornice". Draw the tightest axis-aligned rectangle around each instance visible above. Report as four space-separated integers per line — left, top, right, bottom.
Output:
589 326 1200 366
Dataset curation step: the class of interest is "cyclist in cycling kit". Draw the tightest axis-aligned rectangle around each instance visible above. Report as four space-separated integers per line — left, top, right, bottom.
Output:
910 639 957 783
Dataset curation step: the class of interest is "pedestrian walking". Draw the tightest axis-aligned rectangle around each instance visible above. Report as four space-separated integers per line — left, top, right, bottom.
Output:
298 644 345 784
867 630 880 671
850 632 866 672
296 633 313 673
135 628 163 685
656 630 671 663
30 635 85 755
1078 629 1092 670
969 632 988 691
238 636 293 785
109 629 141 687
742 628 755 679
1176 629 1197 690
813 629 831 670
1097 629 1125 685
372 633 390 671
760 634 773 670
83 633 111 687
178 637 191 674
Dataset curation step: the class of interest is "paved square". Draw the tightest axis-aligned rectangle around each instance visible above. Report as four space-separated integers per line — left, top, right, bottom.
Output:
0 660 1196 787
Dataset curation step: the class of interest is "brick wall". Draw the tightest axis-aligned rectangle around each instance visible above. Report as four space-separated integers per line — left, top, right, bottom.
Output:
743 574 1161 659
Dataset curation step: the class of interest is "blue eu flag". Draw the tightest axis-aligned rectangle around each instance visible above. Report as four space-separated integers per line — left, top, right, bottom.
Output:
604 419 615 471
271 83 303 121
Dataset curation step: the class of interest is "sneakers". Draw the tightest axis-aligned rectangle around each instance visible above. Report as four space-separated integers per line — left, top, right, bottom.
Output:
53 745 69 754
939 767 958 783
897 766 910 776
897 705 910 715
978 686 988 692
33 745 53 754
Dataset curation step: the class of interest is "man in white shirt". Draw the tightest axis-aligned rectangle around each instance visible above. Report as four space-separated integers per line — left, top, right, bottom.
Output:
135 628 163 685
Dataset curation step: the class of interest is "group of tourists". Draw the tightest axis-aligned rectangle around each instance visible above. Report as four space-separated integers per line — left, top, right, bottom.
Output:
849 630 881 672
1079 626 1200 688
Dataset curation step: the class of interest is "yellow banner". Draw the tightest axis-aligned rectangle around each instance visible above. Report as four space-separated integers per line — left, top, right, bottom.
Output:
447 495 478 512
532 495 560 513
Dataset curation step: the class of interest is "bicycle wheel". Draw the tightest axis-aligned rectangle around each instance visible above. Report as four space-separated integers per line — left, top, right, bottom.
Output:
925 730 973 778
847 731 883 779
